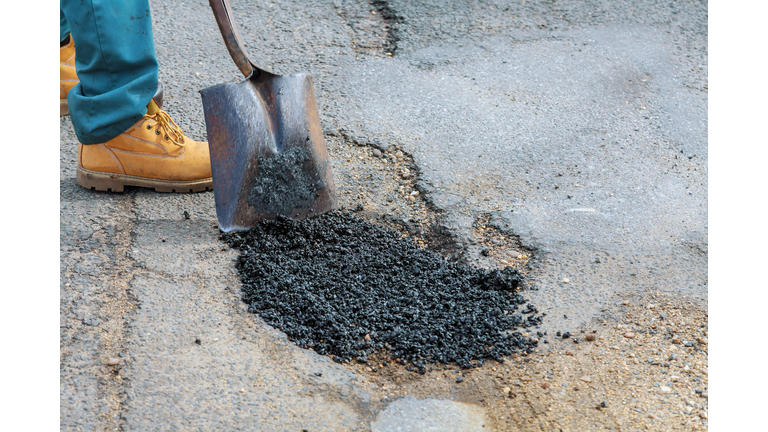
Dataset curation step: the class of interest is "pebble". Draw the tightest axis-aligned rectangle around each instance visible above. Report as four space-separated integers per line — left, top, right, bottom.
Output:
624 332 635 339
541 383 550 389
373 149 382 157
395 151 403 159
580 375 591 383
502 386 511 394
585 334 596 341
562 278 570 283
660 386 671 393
104 358 121 366
697 337 708 345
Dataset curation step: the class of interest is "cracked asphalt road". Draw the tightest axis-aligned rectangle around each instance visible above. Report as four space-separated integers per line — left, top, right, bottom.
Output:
59 0 707 430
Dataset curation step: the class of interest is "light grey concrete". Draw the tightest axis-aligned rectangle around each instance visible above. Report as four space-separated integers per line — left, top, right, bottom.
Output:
371 396 489 432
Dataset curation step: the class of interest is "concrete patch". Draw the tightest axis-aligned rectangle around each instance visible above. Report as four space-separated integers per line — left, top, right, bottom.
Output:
371 396 489 432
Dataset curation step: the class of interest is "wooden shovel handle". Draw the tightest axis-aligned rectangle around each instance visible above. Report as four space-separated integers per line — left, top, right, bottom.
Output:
209 0 259 79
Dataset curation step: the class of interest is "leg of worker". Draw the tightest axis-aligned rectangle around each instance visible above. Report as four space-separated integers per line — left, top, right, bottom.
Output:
60 0 212 192
60 7 70 44
60 6 78 116
60 0 159 144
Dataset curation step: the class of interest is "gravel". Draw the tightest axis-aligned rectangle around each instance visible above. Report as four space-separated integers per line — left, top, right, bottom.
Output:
224 211 541 370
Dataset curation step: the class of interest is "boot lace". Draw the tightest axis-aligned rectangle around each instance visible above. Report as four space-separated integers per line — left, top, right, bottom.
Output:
146 109 186 146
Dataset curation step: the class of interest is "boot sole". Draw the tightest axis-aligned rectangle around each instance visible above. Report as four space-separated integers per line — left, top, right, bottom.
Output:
60 99 69 116
77 166 213 193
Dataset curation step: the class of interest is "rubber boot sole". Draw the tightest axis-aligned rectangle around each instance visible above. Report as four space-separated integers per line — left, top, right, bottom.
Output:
60 99 69 116
77 166 213 193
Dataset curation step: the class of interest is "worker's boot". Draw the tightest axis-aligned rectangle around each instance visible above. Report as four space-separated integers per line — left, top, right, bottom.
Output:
60 35 78 116
77 92 213 193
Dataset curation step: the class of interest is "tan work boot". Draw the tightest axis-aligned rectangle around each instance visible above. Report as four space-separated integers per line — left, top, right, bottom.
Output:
77 98 213 193
60 35 78 116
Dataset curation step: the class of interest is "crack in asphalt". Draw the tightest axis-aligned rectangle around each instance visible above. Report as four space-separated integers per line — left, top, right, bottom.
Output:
370 0 403 55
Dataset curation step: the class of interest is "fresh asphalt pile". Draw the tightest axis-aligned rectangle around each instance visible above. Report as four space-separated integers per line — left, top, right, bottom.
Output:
223 211 541 372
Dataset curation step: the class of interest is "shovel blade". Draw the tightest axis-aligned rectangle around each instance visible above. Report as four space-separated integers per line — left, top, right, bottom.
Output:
200 72 337 232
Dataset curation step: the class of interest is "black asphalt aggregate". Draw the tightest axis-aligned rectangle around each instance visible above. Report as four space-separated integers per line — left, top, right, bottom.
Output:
225 212 541 371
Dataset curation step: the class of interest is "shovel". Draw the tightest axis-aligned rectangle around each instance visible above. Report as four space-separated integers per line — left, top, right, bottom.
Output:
200 0 337 232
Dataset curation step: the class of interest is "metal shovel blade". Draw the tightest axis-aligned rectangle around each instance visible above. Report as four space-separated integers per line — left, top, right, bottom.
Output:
200 0 337 232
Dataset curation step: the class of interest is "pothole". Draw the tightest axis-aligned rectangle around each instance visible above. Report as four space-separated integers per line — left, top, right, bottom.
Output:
221 134 546 374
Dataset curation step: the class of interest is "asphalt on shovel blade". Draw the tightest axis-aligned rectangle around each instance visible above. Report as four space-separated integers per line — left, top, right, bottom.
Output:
200 71 337 232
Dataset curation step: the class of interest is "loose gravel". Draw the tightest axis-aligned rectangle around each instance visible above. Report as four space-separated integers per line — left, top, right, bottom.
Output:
224 211 542 371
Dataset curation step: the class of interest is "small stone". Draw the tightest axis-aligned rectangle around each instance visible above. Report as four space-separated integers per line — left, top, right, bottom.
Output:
364 334 371 341
502 386 511 394
700 392 708 398
646 304 655 309
624 332 635 339
622 301 630 306
541 383 550 389
373 149 382 157
600 401 608 408
410 191 419 196
699 411 708 419
565 350 574 356
395 151 404 158
562 278 570 283
105 358 120 366
697 337 708 345
586 334 596 342
580 375 591 383
660 386 671 393
456 376 464 383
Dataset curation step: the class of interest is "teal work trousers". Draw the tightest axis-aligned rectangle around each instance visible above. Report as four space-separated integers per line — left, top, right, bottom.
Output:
60 0 159 144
